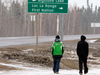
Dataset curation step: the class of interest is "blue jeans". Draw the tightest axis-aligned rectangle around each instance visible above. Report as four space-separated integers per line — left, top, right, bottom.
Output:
53 58 61 73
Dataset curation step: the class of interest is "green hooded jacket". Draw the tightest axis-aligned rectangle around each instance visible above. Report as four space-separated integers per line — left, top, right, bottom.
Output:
51 42 65 58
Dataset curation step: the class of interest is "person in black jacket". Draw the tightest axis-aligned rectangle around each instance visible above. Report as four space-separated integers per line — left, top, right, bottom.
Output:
77 35 89 75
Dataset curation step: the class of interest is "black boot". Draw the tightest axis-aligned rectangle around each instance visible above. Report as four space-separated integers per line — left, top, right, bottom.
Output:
84 67 88 74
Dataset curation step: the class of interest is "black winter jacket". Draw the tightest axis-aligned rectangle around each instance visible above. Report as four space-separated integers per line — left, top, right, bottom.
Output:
77 35 89 57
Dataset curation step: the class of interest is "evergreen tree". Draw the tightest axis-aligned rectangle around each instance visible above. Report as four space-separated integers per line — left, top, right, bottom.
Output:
96 7 100 33
10 0 22 36
79 6 86 34
0 0 1 13
97 7 100 22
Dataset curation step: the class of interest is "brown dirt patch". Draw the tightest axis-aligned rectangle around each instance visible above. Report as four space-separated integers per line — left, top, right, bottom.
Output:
61 59 79 70
96 39 100 42
0 39 100 71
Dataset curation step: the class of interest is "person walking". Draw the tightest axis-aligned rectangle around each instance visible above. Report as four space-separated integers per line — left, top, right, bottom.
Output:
51 35 65 74
77 35 89 75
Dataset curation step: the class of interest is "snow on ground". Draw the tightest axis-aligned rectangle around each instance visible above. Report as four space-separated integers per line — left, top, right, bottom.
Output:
0 62 99 75
87 39 97 43
0 68 100 75
0 63 35 70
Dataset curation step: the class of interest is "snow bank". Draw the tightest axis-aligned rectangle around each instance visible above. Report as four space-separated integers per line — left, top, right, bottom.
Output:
87 39 97 43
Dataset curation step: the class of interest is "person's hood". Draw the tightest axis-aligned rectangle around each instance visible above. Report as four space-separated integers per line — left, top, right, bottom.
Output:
81 35 86 41
55 39 60 42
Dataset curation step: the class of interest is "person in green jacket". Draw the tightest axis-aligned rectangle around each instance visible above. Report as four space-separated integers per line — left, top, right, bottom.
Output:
51 35 65 74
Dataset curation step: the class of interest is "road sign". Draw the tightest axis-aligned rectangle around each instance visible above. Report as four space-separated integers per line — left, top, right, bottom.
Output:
28 0 68 13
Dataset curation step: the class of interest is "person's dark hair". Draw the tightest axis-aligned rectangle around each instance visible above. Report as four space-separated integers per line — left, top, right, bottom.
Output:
55 35 60 39
81 35 86 41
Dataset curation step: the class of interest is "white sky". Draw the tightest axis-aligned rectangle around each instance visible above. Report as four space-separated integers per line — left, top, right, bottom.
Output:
69 0 100 9
2 0 100 10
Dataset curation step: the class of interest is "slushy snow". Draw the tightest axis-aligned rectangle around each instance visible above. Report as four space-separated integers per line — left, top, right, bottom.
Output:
0 63 99 75
0 68 100 75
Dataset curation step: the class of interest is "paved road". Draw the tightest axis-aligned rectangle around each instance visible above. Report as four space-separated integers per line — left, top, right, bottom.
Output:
0 34 100 47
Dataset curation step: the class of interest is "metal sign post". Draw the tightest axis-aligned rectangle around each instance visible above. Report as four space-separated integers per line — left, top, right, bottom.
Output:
36 13 39 52
61 14 64 43
57 13 59 35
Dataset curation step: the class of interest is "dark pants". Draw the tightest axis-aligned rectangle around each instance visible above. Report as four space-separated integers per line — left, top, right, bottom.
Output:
79 56 88 73
53 58 61 73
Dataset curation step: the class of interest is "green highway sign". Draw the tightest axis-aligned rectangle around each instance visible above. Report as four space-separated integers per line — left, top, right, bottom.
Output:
28 0 68 3
28 0 68 13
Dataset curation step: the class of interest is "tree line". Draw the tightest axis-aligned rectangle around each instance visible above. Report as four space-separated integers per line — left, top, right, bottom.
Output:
0 0 100 37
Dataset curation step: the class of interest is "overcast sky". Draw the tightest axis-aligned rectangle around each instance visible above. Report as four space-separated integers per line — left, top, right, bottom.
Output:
69 0 100 9
2 0 100 9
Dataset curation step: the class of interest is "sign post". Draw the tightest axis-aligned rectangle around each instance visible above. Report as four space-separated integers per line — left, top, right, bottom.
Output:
36 13 38 53
61 14 64 43
57 13 59 35
28 0 68 52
